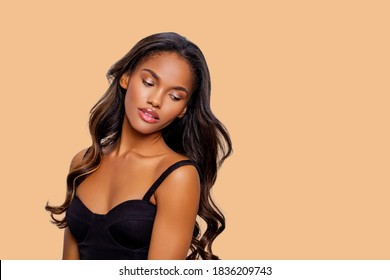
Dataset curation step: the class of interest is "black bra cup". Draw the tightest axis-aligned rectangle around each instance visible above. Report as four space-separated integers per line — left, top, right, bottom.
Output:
66 159 196 260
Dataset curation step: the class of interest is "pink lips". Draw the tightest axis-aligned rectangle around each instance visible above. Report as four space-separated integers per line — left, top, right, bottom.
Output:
138 108 160 123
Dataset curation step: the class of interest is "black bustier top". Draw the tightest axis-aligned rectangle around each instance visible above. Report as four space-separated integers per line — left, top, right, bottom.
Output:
66 159 196 260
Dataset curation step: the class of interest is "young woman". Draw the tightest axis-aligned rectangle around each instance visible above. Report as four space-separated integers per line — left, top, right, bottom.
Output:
46 32 232 260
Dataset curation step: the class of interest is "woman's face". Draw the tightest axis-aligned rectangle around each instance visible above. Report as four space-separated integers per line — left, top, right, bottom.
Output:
120 52 193 135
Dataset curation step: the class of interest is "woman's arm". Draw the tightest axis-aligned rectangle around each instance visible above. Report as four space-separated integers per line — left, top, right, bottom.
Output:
62 148 88 260
148 164 200 260
62 228 80 260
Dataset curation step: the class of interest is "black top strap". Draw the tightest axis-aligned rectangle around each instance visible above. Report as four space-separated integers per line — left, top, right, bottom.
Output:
143 160 197 201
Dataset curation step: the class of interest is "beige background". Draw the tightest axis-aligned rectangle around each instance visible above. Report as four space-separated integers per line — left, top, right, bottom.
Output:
1 0 389 259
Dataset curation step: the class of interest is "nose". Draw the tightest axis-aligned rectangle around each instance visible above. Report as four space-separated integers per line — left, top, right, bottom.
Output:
147 91 162 108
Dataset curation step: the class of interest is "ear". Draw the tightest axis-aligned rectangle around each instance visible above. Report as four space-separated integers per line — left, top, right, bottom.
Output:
178 106 187 118
119 74 130 89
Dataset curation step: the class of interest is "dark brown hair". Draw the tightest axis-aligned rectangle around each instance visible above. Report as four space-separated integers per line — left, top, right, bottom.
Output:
46 32 232 259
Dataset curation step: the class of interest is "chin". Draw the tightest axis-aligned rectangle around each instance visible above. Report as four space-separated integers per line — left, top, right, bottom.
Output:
131 121 163 135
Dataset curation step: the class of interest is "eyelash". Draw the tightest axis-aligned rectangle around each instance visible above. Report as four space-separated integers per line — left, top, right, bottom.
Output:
170 95 181 101
143 79 181 101
143 80 154 87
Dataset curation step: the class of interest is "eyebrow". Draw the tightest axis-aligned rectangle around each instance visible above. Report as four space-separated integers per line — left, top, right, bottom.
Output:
142 68 189 95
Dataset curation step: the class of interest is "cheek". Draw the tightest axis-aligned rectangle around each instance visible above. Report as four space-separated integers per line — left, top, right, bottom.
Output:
125 82 146 105
170 104 186 117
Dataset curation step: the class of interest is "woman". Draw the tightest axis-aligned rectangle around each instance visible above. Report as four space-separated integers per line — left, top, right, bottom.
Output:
46 32 232 260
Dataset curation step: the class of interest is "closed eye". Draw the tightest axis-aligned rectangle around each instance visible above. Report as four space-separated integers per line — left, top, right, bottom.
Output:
170 95 181 101
143 80 154 87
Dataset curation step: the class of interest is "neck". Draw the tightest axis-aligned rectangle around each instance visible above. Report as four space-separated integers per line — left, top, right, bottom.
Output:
109 116 166 157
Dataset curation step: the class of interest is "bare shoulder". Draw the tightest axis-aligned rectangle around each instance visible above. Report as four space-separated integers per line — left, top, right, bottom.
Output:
155 159 200 203
148 154 201 259
69 147 90 171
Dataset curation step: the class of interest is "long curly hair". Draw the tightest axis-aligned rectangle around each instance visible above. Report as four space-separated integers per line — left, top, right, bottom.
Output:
46 32 232 260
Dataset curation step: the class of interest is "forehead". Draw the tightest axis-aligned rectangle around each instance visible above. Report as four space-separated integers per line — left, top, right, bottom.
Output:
136 52 194 90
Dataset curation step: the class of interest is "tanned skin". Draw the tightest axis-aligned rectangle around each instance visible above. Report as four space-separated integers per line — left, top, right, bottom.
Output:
63 53 200 260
